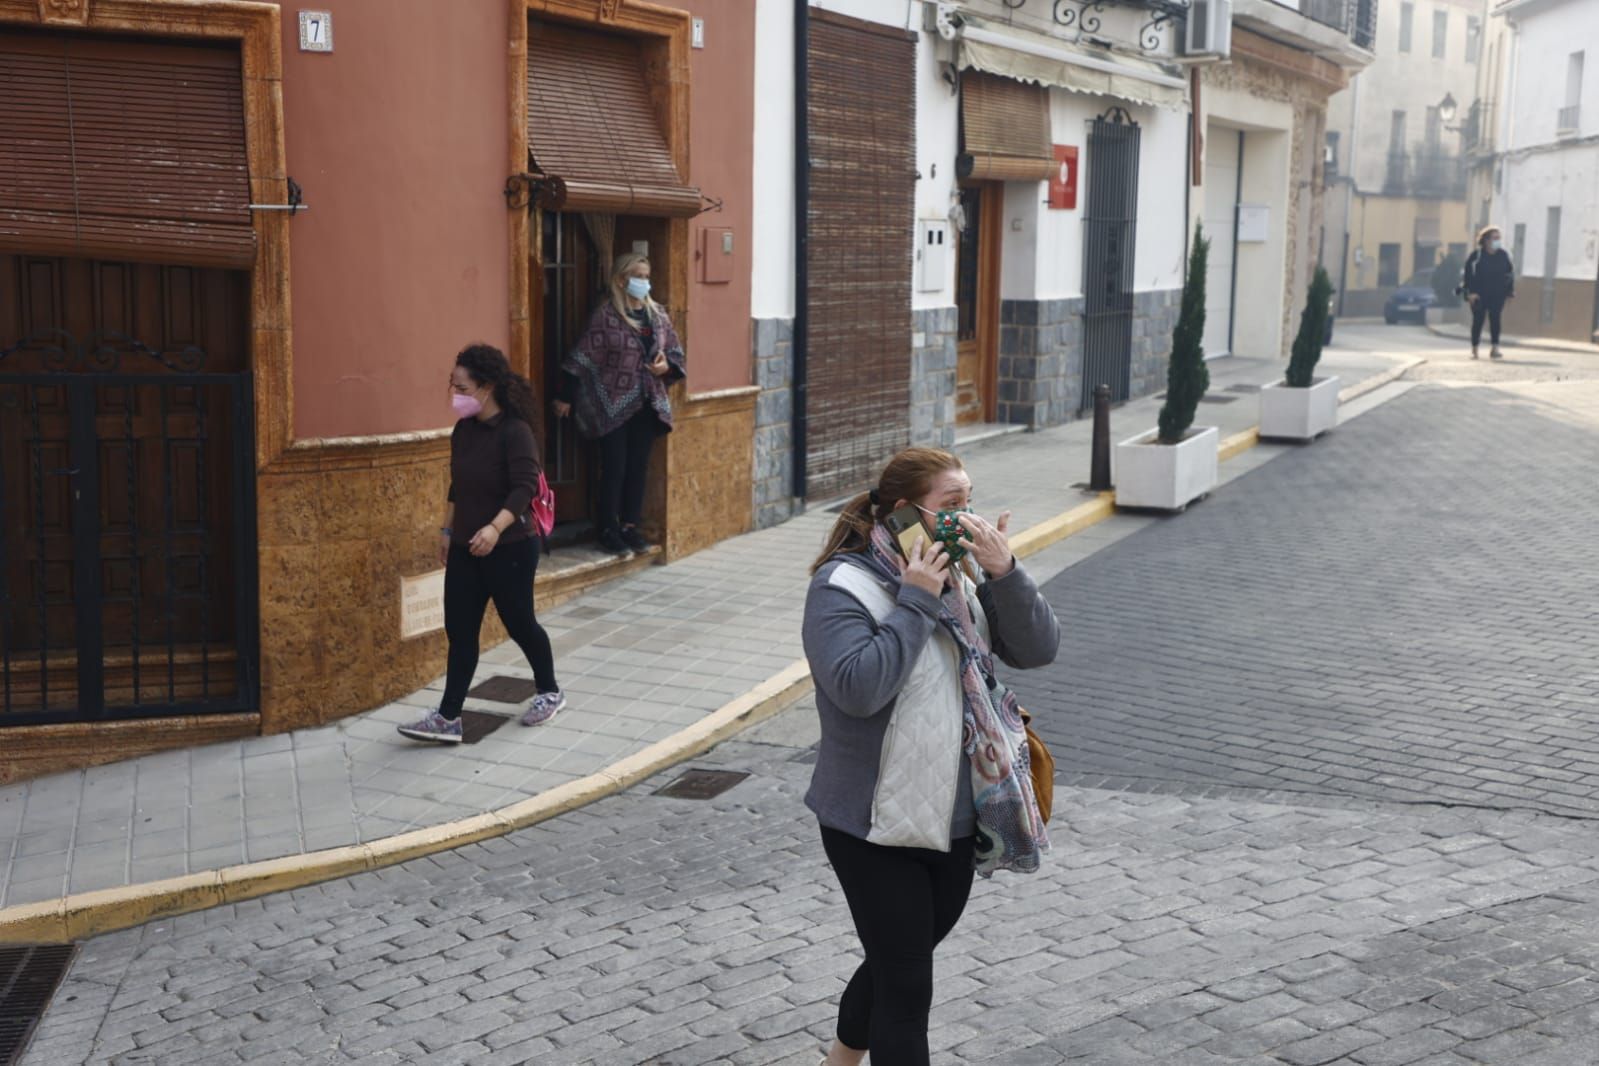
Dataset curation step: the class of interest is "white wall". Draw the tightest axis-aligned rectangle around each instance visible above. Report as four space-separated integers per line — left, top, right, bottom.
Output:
751 0 795 320
1497 146 1599 281
1504 7 1598 150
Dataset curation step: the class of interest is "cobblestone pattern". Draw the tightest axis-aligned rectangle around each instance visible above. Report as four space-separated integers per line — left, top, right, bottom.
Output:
911 306 958 448
751 317 800 530
1025 384 1599 817
999 297 1084 429
26 726 1599 1066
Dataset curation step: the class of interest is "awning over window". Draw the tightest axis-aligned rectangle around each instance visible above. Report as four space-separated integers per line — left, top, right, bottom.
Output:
0 32 254 269
956 17 1189 112
960 73 1056 182
526 24 701 218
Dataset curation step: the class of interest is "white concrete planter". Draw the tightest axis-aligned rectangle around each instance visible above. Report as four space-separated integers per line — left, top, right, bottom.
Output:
1113 425 1219 511
1259 375 1341 442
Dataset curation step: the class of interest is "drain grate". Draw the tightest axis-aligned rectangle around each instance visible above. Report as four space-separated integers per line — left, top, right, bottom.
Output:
655 769 750 800
460 710 512 745
0 944 76 1066
467 675 540 704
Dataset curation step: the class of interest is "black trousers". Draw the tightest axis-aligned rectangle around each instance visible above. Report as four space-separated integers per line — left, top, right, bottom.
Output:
1470 296 1505 347
595 409 664 536
439 538 557 719
820 826 977 1064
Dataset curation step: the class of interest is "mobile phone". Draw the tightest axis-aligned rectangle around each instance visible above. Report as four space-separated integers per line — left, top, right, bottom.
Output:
883 504 929 561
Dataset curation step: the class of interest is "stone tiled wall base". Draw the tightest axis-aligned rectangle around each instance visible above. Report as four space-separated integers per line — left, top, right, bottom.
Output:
999 298 1084 428
752 318 800 530
1501 279 1599 344
912 307 957 448
1132 288 1183 400
257 441 465 734
0 716 262 786
664 388 757 560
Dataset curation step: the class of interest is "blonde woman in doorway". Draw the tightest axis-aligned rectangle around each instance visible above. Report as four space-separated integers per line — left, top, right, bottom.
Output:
553 253 685 556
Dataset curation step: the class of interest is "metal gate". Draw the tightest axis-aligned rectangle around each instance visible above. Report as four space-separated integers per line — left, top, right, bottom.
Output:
0 330 258 726
1080 109 1142 413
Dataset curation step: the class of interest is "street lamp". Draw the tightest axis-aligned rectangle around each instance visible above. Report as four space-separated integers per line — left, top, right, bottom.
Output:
1438 93 1458 126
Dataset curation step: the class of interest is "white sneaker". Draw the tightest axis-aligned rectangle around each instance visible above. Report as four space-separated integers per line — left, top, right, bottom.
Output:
1490 346 1503 359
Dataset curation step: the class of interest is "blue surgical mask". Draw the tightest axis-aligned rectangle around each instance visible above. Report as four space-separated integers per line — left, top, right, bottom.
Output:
626 277 651 300
1488 239 1502 252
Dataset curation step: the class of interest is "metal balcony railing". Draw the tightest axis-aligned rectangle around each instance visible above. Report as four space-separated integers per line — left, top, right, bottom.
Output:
1384 150 1467 198
1301 0 1349 32
1350 0 1378 49
1558 104 1581 132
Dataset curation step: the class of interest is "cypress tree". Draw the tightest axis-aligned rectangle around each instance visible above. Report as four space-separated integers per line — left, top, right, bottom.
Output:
1286 266 1334 388
1157 226 1211 444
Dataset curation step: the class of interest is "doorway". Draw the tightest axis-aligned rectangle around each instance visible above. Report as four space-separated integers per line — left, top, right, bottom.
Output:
534 212 602 532
1202 128 1242 359
954 184 1001 426
0 255 258 725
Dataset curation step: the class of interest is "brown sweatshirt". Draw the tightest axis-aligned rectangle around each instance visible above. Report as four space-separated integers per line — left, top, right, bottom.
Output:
446 414 539 546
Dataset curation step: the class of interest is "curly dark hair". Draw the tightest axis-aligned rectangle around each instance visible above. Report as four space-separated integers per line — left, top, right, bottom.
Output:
455 343 541 439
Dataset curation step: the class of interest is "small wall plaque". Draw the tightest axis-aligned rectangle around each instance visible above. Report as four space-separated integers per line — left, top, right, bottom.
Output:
399 569 444 639
299 11 333 52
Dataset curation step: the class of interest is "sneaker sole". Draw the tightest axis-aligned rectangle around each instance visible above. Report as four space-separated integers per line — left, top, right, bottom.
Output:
397 727 463 743
521 701 565 727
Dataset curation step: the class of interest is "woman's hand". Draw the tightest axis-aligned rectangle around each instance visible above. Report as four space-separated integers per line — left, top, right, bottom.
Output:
646 353 671 378
437 533 451 567
468 524 501 557
902 536 950 597
553 400 571 418
957 511 1014 578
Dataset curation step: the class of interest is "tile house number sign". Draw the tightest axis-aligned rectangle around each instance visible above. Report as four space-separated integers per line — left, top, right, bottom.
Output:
400 570 445 639
299 11 333 52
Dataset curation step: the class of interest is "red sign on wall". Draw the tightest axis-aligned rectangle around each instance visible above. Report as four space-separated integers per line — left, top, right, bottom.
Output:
1048 145 1079 210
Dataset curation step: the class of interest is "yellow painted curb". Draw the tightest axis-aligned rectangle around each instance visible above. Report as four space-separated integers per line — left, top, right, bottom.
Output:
0 375 1414 944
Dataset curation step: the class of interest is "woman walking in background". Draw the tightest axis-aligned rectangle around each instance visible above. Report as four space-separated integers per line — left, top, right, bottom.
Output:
554 253 685 557
802 447 1060 1066
399 344 564 743
1461 225 1516 360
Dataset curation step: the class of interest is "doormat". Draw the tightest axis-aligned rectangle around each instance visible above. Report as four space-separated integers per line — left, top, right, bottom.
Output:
467 675 541 704
655 769 750 800
1198 394 1239 404
460 710 512 745
0 944 76 1066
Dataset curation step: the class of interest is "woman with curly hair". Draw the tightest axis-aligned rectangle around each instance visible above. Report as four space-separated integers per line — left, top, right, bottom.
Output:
398 343 564 743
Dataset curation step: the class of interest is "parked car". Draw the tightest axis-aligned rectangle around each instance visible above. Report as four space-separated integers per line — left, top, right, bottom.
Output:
1383 271 1437 324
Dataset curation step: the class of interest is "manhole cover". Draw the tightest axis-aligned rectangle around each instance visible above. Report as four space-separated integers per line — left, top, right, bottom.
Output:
1226 383 1263 394
467 675 540 704
0 945 76 1066
655 769 750 800
1198 394 1239 404
460 710 512 745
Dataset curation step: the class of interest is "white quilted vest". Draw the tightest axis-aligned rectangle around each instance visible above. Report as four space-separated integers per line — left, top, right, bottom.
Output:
827 563 988 852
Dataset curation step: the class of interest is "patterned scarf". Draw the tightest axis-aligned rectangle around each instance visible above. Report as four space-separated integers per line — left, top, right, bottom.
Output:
562 303 684 440
864 524 1049 877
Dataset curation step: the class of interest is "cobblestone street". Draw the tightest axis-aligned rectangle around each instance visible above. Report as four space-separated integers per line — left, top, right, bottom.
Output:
21 327 1599 1065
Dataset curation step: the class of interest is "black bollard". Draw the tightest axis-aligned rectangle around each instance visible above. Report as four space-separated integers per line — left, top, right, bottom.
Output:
1088 384 1112 492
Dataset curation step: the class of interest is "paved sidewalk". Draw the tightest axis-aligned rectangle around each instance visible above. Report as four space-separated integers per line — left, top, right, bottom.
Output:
1425 320 1599 355
0 346 1411 916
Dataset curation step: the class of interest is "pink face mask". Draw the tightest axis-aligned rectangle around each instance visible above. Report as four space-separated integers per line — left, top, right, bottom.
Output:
451 392 483 419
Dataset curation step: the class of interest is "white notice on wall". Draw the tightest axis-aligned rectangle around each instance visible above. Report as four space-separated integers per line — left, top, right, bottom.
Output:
400 570 445 639
1237 204 1270 243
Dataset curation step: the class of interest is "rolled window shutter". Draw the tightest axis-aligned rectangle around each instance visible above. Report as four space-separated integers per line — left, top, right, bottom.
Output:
959 73 1056 182
0 32 253 269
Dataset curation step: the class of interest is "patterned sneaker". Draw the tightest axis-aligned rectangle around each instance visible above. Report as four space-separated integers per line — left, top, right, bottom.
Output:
396 709 463 743
520 690 566 726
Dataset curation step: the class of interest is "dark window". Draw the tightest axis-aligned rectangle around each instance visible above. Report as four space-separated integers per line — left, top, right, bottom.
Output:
1399 2 1413 52
1512 222 1526 267
1325 130 1340 177
1413 243 1437 274
1378 243 1402 287
1433 10 1448 59
1466 17 1481 63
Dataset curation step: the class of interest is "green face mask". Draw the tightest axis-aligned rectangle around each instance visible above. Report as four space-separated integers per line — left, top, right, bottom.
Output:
918 505 970 564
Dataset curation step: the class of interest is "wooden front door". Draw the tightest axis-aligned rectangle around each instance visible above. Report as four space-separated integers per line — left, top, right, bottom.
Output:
533 212 605 529
955 184 1001 426
0 254 256 724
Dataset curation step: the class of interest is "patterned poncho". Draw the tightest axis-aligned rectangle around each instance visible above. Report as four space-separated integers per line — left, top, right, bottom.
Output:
563 302 686 440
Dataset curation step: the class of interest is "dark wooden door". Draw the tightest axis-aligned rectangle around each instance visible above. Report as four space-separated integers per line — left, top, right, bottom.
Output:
0 254 255 723
955 184 1001 426
533 212 602 527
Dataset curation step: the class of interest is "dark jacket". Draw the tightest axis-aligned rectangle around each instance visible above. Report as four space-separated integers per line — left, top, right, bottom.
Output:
1462 248 1515 302
446 414 539 546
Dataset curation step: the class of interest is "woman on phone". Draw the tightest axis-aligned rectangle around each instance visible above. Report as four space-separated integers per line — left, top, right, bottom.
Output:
802 447 1060 1065
554 253 685 556
398 344 564 743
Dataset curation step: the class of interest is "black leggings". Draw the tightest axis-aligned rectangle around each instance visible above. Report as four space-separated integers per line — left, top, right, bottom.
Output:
595 408 663 536
439 538 557 719
820 826 976 1065
1470 297 1505 347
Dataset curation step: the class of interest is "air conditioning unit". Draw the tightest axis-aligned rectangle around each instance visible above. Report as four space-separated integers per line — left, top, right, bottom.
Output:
1184 0 1232 59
